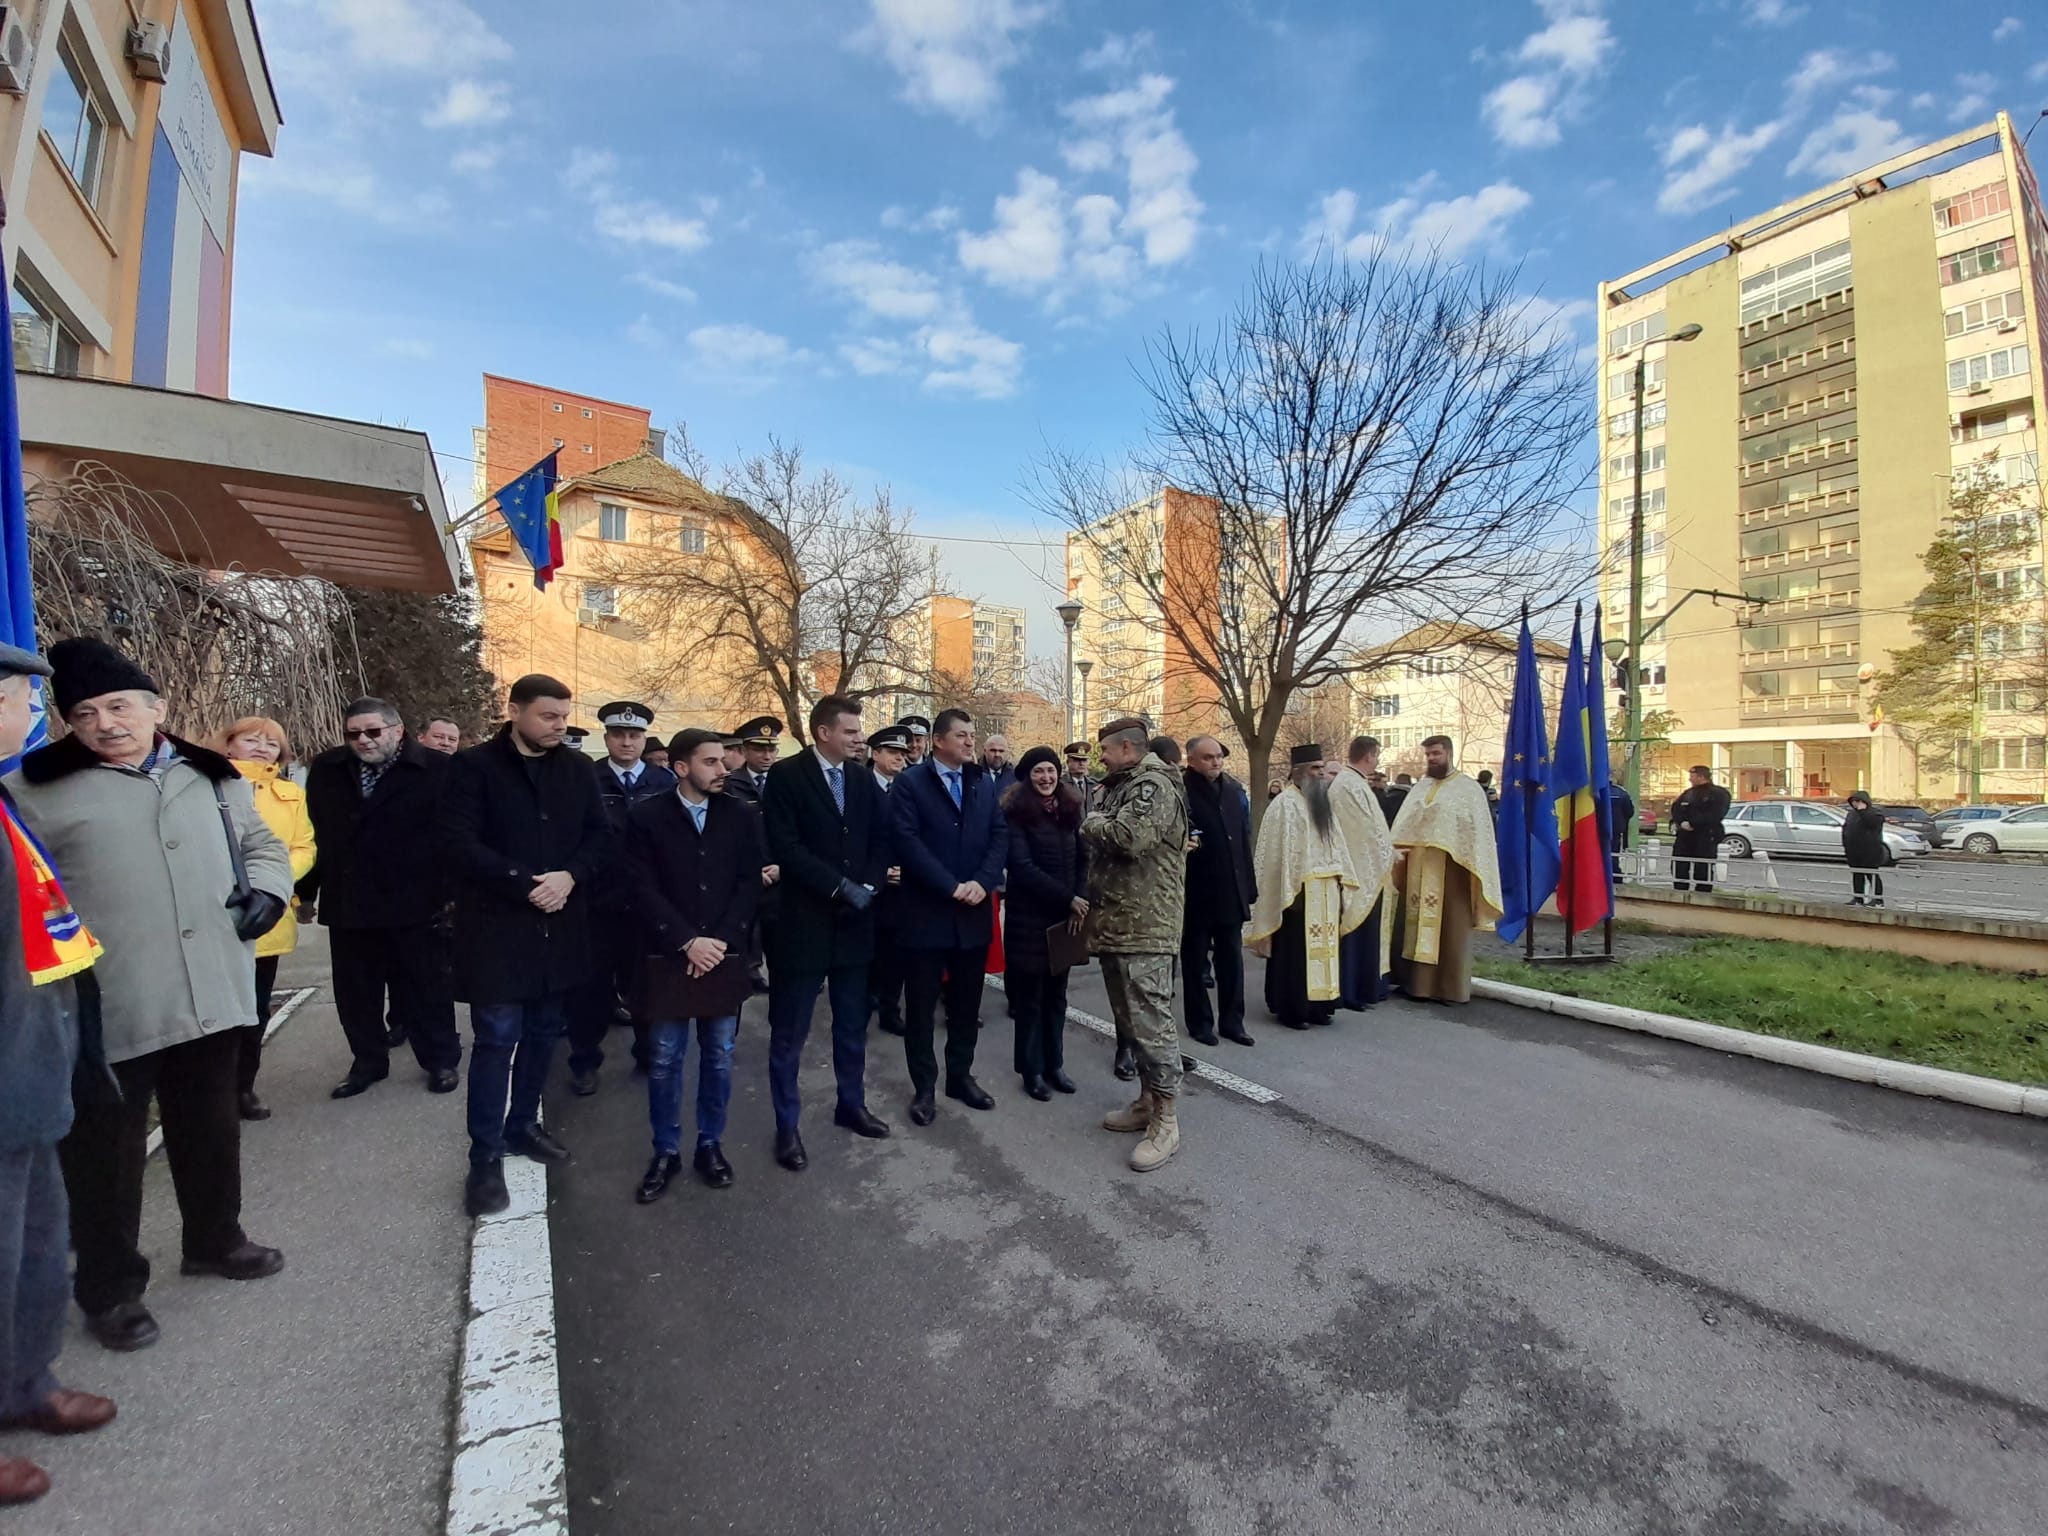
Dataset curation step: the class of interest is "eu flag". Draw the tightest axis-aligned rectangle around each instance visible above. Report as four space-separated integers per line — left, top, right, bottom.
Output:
1552 605 1606 934
0 277 47 769
495 451 563 590
1496 615 1560 944
1586 603 1617 918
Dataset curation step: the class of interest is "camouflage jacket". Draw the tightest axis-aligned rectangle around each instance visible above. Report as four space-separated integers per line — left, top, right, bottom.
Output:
1081 752 1188 954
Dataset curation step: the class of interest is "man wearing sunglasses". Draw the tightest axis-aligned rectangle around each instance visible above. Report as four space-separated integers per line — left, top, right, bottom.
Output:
303 699 463 1101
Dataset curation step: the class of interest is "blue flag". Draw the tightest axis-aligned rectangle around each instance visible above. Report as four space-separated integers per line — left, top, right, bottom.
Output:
494 452 563 590
1586 603 1617 915
0 280 47 770
1496 616 1560 944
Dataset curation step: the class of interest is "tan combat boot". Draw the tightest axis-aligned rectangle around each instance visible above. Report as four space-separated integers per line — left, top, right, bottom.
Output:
1102 1089 1153 1133
1129 1096 1179 1172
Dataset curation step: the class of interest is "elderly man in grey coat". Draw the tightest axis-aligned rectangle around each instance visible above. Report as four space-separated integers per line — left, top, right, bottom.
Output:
0 642 115 1507
7 638 293 1354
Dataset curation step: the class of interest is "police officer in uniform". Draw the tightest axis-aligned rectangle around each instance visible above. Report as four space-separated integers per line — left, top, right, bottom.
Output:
865 723 912 1035
567 702 678 1094
897 716 931 768
725 717 782 991
1670 764 1731 893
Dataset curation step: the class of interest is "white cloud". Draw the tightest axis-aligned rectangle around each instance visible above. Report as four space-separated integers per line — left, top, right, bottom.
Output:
809 240 950 320
1950 71 1997 124
957 167 1068 288
1785 49 1894 107
565 148 710 254
688 324 804 379
424 78 509 128
841 337 913 376
630 272 698 303
880 203 961 232
1657 120 1782 213
1992 17 2022 42
1080 32 1153 72
450 143 501 176
1786 107 1911 181
854 0 1053 125
1060 72 1203 267
1305 178 1532 260
325 0 510 73
250 157 451 226
1910 91 1937 112
1741 0 1804 25
1481 2 1613 150
920 323 1023 397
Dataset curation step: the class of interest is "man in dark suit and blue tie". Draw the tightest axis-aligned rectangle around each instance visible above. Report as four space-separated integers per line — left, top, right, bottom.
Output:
890 706 1005 1125
758 696 892 1170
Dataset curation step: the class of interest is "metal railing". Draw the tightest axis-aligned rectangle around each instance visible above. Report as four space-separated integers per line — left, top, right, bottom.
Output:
1737 386 1857 433
1739 537 1859 573
1738 336 1855 388
1739 486 1859 527
1742 436 1859 478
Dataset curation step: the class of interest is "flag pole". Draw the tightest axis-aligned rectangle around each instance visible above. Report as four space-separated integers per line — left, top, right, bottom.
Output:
1521 602 1535 963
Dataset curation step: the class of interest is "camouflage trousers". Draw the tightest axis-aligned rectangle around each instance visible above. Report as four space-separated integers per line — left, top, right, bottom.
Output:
1099 953 1182 1100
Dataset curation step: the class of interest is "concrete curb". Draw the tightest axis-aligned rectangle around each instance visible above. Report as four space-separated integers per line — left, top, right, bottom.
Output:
445 1136 567 1536
1472 978 2048 1119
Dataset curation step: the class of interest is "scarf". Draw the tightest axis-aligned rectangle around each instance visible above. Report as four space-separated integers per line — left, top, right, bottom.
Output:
2 797 101 984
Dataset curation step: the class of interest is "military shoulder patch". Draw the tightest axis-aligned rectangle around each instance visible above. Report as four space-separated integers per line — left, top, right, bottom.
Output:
1137 782 1156 802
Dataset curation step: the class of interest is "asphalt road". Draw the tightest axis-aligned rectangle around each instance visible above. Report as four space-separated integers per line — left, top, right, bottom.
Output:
1623 844 2048 921
547 958 2048 1536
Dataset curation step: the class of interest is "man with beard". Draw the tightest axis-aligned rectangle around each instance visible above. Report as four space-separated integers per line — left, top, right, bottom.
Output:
1179 735 1255 1047
1389 736 1503 1004
1331 735 1395 1011
1249 746 1368 1029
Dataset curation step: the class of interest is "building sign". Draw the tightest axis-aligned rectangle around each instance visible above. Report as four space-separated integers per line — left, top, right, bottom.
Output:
159 3 231 245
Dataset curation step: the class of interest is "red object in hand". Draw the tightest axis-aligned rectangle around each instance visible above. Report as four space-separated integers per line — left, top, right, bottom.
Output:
986 889 1006 975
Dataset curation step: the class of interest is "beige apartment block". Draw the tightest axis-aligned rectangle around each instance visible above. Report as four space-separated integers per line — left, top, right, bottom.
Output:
1344 622 1569 782
1597 110 2047 805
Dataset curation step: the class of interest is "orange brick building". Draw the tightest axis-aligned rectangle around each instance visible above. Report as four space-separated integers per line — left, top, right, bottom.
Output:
471 374 661 506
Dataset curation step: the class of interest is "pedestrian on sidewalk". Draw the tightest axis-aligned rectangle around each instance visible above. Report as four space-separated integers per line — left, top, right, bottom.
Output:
9 638 292 1354
1001 746 1088 1101
1843 791 1887 907
0 642 116 1507
1181 735 1257 1045
759 696 893 1169
1330 736 1393 1014
625 729 762 1201
1669 765 1730 894
302 700 463 1099
864 724 912 1038
891 707 1006 1125
445 675 612 1218
1084 718 1189 1173
210 717 315 1122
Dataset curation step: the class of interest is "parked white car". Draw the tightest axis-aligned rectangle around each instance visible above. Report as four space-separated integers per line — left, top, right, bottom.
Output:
1718 801 1931 863
1941 804 2048 855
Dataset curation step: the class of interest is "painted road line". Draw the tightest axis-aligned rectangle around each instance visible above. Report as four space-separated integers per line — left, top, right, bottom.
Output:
986 975 1283 1106
144 986 316 1161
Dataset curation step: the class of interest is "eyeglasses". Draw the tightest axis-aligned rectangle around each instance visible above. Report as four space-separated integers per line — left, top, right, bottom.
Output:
344 726 388 740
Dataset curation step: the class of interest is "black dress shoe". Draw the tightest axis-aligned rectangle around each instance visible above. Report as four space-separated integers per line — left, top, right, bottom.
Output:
1188 1026 1221 1047
427 1068 460 1094
636 1153 683 1204
1047 1068 1077 1094
694 1143 735 1187
908 1091 936 1126
1112 1043 1138 1080
179 1241 284 1281
505 1126 571 1165
1221 1027 1256 1047
1022 1075 1052 1101
464 1161 509 1217
834 1104 892 1138
237 1091 270 1121
84 1302 158 1353
945 1076 995 1111
877 1014 906 1037
775 1129 808 1171
329 1067 387 1099
1280 1017 1310 1030
384 1021 406 1048
569 1070 598 1097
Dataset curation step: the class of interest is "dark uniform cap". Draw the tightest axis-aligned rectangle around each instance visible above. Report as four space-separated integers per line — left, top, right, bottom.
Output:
1064 741 1091 759
564 725 590 744
896 715 931 737
1097 716 1149 744
867 724 912 753
1290 743 1324 766
737 715 783 745
0 642 52 681
597 700 655 731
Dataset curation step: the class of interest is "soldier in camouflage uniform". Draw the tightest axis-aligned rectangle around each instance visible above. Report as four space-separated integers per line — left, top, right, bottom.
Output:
1082 717 1189 1172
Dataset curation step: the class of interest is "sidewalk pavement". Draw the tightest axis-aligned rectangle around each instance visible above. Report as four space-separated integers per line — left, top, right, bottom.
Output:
11 931 471 1536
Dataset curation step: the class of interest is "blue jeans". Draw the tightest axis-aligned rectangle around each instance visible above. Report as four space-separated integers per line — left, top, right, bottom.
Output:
646 1016 739 1155
467 994 567 1166
0 1145 67 1418
766 963 871 1132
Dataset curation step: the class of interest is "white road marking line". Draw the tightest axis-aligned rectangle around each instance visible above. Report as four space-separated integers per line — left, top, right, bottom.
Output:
986 975 1283 1105
144 986 316 1160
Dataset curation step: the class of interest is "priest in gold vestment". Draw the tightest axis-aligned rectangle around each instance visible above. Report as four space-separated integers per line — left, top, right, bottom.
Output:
1389 736 1503 1004
1249 746 1369 1029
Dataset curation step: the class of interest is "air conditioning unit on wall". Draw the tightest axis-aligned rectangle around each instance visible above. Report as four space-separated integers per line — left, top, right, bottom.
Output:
127 20 171 83
0 8 33 95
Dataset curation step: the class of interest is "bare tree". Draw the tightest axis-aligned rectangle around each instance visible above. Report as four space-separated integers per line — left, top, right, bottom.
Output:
598 433 938 745
1033 251 1591 823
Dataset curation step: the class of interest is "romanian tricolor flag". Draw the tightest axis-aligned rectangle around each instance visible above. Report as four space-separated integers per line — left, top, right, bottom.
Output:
495 451 564 590
3 796 100 984
1551 605 1607 935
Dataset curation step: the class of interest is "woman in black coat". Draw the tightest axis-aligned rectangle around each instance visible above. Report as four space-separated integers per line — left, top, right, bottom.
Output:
1842 790 1888 907
1002 747 1089 1099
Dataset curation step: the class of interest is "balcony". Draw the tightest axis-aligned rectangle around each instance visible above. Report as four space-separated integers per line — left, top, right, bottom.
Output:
1737 385 1856 434
1738 335 1855 389
1739 287 1855 340
1757 589 1858 615
1739 537 1859 574
1742 436 1858 480
1740 692 1862 719
1740 485 1859 527
1739 640 1858 666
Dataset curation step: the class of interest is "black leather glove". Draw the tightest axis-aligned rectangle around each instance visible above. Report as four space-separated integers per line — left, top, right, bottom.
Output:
834 878 874 912
227 890 287 942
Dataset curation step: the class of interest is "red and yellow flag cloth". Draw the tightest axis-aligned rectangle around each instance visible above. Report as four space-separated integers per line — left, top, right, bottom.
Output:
2 796 100 983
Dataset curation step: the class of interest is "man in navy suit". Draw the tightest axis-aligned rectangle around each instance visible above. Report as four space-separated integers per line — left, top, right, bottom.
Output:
890 707 1005 1125
759 696 892 1171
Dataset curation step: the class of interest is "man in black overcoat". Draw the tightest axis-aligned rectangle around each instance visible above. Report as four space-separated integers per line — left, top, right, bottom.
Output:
1670 764 1731 893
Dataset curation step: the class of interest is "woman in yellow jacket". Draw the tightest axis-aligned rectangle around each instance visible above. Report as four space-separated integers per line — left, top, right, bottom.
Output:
214 716 317 1122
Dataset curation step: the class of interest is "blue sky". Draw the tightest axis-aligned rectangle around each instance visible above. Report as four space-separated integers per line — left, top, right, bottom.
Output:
232 0 2046 658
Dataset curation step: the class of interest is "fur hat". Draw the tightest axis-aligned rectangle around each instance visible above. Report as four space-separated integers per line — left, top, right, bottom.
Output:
50 637 157 716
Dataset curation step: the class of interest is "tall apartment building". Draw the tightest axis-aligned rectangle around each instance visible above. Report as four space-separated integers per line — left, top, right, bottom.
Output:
1598 111 2047 803
1345 623 1568 780
874 594 1027 723
971 602 1025 690
471 374 663 506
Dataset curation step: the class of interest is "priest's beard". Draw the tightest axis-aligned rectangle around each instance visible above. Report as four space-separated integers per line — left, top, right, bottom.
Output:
1426 763 1450 780
1298 775 1336 837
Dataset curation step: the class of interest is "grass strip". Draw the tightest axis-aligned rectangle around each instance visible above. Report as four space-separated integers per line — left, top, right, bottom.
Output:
1474 937 2048 1086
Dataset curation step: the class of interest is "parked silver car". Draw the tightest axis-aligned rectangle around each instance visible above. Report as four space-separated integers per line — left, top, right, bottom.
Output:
1941 804 2048 855
1718 801 1931 864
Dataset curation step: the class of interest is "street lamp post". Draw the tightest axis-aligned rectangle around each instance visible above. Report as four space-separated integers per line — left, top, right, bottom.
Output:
1622 322 1703 806
1056 599 1083 742
1076 659 1093 741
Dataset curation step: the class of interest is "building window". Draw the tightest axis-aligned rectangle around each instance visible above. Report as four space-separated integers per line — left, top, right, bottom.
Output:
1982 736 2048 771
1949 345 2029 391
678 522 706 554
551 402 563 412
1607 401 1668 439
581 407 593 418
1367 695 1400 717
552 437 564 448
580 584 617 618
1739 241 1852 324
41 39 106 206
1933 182 2010 230
1608 445 1666 480
1940 238 2018 286
1944 289 2026 337
1984 681 2041 712
596 502 627 541
1977 564 2045 598
1609 358 1665 399
1606 313 1667 356
1606 488 1667 521
11 281 81 377
581 443 594 454
1954 405 2035 443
